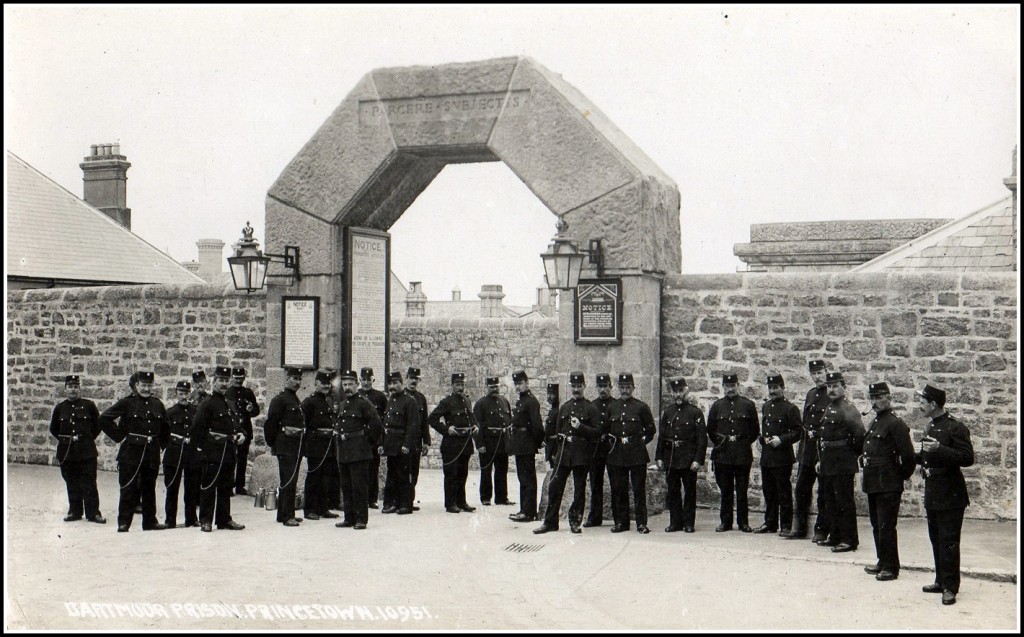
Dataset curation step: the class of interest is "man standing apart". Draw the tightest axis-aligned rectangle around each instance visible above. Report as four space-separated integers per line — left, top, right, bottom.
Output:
916 384 974 606
507 371 544 523
191 366 247 532
585 373 615 528
263 367 306 527
380 371 421 515
334 370 383 530
656 378 706 533
226 367 260 496
406 367 431 510
163 380 199 528
755 373 803 535
302 369 340 521
707 373 759 533
359 368 388 509
860 382 916 581
50 374 104 524
605 373 657 534
429 373 478 513
816 371 865 552
100 371 170 532
784 360 832 540
474 377 514 507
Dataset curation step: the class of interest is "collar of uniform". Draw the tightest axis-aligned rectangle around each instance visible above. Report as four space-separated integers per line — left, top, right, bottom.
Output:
930 412 949 424
285 387 298 395
519 389 532 396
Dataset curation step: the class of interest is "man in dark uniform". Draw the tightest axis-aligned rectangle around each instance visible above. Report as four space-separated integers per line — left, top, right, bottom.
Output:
860 382 916 581
406 367 431 510
188 369 210 408
50 374 105 524
358 368 388 509
707 373 759 533
226 366 260 496
191 366 247 532
302 369 340 521
507 371 544 523
585 373 614 528
163 380 200 528
380 371 421 515
429 373 478 513
535 372 602 534
755 373 803 535
816 371 865 552
605 372 657 534
916 384 975 606
100 371 170 532
473 376 513 507
334 370 383 529
656 377 707 533
263 367 306 527
784 360 832 540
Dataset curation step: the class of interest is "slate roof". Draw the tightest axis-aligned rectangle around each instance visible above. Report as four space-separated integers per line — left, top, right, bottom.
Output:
852 196 1016 272
6 151 204 285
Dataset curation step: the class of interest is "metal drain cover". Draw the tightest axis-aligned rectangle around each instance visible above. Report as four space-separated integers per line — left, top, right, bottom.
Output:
503 542 544 553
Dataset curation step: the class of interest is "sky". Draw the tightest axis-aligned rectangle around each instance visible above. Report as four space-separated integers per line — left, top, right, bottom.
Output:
4 5 1019 307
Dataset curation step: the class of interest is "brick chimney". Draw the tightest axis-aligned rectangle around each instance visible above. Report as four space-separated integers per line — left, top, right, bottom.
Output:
532 286 556 317
452 287 461 301
196 239 226 283
478 284 505 318
80 143 131 229
406 282 427 317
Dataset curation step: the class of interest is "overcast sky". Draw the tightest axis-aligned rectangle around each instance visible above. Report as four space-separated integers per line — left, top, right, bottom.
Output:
4 5 1019 307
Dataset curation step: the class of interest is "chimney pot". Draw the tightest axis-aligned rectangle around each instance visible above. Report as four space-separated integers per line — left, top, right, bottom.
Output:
112 143 121 155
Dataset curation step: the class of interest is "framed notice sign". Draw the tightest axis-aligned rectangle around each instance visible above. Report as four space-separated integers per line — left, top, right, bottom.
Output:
281 296 319 369
342 227 390 377
574 278 623 345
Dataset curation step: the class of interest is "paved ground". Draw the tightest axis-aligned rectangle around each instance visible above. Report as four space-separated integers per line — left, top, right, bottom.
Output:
5 462 1019 631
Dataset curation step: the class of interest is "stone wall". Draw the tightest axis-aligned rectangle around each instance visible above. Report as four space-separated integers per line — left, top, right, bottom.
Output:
7 284 268 470
662 272 1017 520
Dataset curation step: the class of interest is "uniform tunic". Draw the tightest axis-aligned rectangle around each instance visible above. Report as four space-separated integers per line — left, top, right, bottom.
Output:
860 407 916 574
50 398 102 519
817 396 865 546
264 388 305 522
656 401 707 529
191 392 245 527
100 394 171 529
429 393 478 509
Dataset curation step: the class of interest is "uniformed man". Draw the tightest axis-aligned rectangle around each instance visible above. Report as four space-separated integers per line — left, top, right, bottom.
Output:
585 373 614 528
605 372 657 534
263 367 306 527
406 367 431 510
191 366 247 532
535 372 602 534
473 376 514 507
860 382 916 581
707 373 759 533
507 371 545 523
100 371 170 532
380 371 421 515
302 369 340 521
334 370 383 529
226 366 260 496
755 374 803 535
429 373 478 513
50 374 104 524
163 380 199 528
816 371 865 552
656 377 707 533
188 369 210 407
784 360 833 540
915 384 975 606
541 382 559 470
358 368 388 509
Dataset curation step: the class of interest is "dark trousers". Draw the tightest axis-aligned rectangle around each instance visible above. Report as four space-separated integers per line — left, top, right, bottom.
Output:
234 438 251 492
199 460 235 526
868 491 903 573
410 448 422 501
666 467 698 528
383 453 414 510
327 463 342 509
118 459 159 529
793 462 829 535
304 457 336 516
163 458 199 526
442 453 471 508
479 451 509 503
587 458 607 523
368 448 381 503
276 454 301 522
761 464 794 530
543 464 588 527
714 462 751 527
515 455 538 516
607 464 648 528
339 459 370 524
926 506 965 593
821 473 858 546
60 457 100 519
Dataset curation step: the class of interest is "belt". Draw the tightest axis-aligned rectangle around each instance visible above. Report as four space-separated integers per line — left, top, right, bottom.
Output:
129 432 154 443
486 427 506 432
558 435 578 443
669 440 688 447
208 431 228 442
923 466 948 477
315 428 335 438
170 433 186 441
58 434 79 441
514 427 529 432
282 426 304 437
384 427 406 435
862 457 896 467
819 440 848 449
450 427 472 436
617 435 641 444
339 430 364 441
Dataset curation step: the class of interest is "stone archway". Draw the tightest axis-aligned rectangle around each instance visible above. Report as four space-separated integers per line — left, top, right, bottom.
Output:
264 56 680 406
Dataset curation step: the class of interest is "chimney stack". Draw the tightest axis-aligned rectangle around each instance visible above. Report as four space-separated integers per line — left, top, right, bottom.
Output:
80 143 132 229
406 282 427 317
478 284 505 318
196 239 226 283
452 287 461 302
